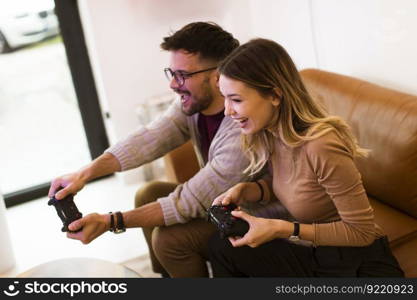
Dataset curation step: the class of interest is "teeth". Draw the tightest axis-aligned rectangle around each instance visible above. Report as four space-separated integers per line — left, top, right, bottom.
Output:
234 118 247 123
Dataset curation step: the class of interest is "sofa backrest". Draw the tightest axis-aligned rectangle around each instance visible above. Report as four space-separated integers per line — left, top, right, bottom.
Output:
300 69 417 218
164 141 200 183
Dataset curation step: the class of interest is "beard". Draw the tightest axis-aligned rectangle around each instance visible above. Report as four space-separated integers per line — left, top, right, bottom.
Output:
176 79 214 116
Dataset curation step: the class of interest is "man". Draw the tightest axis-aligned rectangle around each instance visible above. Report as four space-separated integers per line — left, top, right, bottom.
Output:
48 22 255 277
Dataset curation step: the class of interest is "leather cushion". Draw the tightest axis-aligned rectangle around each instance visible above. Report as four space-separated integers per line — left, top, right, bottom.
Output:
391 236 417 278
370 197 417 244
301 69 417 218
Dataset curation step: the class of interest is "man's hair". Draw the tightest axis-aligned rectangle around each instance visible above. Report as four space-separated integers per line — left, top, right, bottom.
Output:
161 22 239 62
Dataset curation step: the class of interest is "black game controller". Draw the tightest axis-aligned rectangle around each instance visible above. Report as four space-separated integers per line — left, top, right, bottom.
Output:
207 203 249 239
48 190 82 233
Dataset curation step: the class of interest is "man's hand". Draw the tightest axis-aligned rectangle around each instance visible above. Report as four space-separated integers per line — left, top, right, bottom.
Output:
48 172 87 200
66 213 110 244
48 152 121 200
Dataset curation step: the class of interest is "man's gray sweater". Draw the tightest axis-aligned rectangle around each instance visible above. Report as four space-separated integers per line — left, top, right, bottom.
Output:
105 101 252 226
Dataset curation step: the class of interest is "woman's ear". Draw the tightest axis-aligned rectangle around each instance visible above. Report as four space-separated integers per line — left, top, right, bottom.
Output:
273 87 283 98
271 87 282 107
271 98 280 107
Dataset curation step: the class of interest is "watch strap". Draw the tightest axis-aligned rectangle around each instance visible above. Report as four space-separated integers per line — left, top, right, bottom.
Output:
288 222 300 242
114 211 126 233
293 222 300 237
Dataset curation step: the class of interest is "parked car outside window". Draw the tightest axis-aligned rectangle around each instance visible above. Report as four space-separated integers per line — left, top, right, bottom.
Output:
0 0 59 53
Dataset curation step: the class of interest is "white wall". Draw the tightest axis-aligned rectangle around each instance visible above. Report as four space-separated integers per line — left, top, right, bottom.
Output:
249 0 417 95
79 0 252 145
78 0 417 182
248 0 318 70
312 0 417 95
78 0 253 182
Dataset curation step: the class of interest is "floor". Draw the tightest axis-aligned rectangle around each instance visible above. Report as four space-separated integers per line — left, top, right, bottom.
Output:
1 175 159 278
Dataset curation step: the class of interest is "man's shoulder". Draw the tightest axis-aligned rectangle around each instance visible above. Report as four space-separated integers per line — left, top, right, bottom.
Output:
218 116 241 135
210 116 243 150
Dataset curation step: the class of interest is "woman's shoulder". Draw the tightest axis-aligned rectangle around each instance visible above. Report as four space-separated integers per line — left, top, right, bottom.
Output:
303 130 352 160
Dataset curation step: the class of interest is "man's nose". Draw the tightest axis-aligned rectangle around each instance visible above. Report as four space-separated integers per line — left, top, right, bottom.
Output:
169 77 180 90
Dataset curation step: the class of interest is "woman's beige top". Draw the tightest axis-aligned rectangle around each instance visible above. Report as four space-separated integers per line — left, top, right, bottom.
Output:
260 131 384 247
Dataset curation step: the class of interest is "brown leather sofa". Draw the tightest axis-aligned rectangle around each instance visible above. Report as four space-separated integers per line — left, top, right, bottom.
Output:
301 69 417 277
163 68 417 277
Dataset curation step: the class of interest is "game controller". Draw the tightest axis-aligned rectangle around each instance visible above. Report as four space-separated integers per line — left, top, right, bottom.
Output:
207 203 249 239
48 189 82 233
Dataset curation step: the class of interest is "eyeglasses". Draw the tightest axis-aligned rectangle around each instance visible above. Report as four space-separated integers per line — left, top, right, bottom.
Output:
164 66 217 87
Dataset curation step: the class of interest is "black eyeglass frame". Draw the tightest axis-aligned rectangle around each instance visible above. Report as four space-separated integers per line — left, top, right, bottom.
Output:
164 66 217 87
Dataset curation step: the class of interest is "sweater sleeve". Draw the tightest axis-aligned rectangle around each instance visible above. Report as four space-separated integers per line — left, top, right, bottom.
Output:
157 120 252 225
306 132 380 246
258 162 278 205
105 101 190 171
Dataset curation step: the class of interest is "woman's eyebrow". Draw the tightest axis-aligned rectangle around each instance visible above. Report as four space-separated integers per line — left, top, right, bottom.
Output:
226 93 241 97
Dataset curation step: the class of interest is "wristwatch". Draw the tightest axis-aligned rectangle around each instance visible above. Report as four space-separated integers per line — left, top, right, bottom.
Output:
288 222 300 242
109 211 126 234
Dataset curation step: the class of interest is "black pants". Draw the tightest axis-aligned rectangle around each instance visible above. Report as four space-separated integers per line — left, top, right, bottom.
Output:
208 234 404 277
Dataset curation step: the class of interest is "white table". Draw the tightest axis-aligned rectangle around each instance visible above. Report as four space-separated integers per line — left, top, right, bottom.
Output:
18 257 141 278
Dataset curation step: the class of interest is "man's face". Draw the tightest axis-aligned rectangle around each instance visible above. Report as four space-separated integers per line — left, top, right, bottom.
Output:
168 50 217 116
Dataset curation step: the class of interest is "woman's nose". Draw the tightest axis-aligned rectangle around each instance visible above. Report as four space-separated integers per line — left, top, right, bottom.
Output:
224 100 235 116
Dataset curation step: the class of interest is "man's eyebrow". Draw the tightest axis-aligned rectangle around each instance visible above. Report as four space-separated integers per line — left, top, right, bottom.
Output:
169 68 188 73
226 93 241 97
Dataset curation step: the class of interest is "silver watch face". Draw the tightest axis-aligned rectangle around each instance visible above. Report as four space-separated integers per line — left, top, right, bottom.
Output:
288 235 300 242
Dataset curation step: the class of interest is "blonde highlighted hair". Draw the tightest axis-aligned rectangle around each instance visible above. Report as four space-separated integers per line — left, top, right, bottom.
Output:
218 38 368 175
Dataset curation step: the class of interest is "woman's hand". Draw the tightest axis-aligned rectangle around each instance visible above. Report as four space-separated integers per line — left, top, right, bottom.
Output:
212 182 263 207
228 210 290 248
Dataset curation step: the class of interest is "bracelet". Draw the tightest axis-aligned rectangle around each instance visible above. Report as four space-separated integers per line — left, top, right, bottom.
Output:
108 211 126 234
109 212 114 232
254 181 264 203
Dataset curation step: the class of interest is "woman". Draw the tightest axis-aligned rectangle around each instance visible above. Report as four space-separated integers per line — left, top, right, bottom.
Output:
208 38 403 277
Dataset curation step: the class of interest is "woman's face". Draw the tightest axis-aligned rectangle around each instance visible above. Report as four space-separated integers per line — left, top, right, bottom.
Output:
219 75 279 135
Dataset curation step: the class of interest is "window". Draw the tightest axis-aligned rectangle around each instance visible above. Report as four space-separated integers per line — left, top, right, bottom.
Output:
1 0 109 207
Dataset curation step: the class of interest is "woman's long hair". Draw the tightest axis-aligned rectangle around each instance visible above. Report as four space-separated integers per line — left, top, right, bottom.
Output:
218 38 368 175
